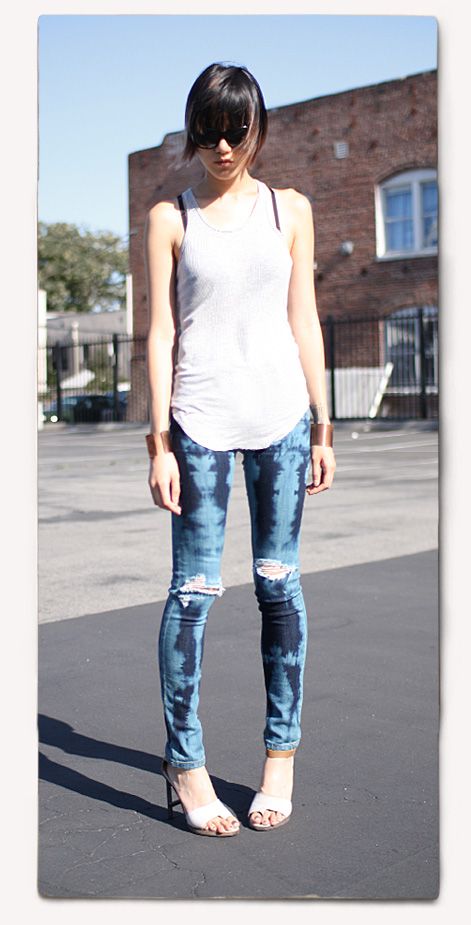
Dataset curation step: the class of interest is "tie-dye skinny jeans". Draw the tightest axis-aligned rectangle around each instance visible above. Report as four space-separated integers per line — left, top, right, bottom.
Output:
159 408 312 769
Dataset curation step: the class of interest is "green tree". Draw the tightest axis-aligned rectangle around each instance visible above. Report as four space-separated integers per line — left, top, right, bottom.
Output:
38 222 129 313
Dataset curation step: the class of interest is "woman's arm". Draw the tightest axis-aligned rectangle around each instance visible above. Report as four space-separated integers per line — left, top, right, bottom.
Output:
144 201 182 514
144 201 178 446
286 190 330 424
286 190 336 493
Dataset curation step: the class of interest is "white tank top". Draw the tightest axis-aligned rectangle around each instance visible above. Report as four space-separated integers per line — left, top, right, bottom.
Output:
170 178 310 450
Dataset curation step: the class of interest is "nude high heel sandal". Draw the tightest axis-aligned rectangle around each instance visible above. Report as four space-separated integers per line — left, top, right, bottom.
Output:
162 759 240 837
247 748 296 832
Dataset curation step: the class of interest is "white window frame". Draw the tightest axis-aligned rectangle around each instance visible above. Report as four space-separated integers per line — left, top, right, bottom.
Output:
375 168 438 260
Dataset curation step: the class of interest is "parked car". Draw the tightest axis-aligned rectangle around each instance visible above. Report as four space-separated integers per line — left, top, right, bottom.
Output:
43 391 128 423
42 395 81 423
104 391 128 422
73 392 128 423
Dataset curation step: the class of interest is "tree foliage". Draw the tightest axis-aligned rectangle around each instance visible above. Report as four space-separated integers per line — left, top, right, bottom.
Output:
38 222 129 313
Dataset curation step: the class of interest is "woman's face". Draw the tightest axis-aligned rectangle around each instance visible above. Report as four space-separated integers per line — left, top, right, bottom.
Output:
193 115 253 180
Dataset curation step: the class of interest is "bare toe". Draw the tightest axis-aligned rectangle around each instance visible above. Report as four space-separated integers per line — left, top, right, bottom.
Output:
250 811 268 826
206 815 238 833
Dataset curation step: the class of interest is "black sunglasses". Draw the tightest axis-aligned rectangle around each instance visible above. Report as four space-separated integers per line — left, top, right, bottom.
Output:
191 124 249 149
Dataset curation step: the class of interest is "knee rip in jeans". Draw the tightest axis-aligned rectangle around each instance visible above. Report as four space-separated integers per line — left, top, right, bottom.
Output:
175 573 225 608
254 558 297 580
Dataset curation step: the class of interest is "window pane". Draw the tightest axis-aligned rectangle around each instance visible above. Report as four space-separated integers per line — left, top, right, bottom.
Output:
383 186 413 251
421 181 438 247
385 187 412 219
422 181 437 213
423 216 438 247
386 219 414 251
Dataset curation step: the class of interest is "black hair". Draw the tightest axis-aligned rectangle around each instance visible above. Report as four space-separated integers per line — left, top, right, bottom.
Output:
181 62 268 166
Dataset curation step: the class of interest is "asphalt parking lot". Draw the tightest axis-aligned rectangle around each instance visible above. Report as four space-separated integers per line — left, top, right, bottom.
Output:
38 420 438 624
38 420 439 900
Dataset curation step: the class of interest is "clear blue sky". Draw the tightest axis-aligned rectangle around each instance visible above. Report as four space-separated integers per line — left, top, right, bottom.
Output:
38 14 437 239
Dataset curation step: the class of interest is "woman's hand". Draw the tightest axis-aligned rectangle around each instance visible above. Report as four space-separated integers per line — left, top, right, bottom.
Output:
148 452 182 515
306 445 336 495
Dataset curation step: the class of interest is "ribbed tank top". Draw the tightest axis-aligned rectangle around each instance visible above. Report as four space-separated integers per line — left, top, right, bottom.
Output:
170 178 310 450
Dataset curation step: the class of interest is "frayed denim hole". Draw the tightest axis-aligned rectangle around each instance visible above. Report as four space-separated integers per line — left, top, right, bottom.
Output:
173 574 226 608
254 559 297 580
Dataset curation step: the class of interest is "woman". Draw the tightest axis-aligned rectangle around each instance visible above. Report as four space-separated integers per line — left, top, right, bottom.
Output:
144 62 336 837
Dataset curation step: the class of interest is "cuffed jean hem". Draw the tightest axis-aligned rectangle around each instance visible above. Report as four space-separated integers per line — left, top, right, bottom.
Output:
165 755 207 770
264 740 300 752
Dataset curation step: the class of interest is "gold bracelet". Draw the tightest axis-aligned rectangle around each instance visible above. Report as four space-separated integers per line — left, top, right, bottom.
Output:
145 431 173 458
310 422 334 448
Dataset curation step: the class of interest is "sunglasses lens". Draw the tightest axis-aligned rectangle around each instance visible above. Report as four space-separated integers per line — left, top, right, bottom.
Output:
193 124 248 148
199 130 219 148
226 126 248 146
192 127 218 148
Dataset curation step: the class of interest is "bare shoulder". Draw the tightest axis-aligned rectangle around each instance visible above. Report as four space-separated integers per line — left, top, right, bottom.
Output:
272 187 313 231
270 187 313 251
145 197 185 257
146 197 181 231
274 187 312 216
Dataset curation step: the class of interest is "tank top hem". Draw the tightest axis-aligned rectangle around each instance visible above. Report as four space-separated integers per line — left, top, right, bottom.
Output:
171 400 310 452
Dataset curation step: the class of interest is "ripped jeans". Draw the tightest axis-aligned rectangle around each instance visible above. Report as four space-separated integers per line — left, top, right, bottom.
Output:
158 408 312 769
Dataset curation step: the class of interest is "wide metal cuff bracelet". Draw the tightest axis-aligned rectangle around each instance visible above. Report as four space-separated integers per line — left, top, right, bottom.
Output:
146 431 172 457
310 422 334 448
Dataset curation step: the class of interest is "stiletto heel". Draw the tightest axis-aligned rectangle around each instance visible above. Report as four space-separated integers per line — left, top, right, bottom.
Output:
161 759 240 837
165 776 180 819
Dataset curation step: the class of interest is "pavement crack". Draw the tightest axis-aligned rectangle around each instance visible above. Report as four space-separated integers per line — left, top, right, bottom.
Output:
191 869 207 897
152 842 209 890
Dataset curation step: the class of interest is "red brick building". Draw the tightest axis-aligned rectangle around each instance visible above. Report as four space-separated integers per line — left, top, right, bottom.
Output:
128 69 437 420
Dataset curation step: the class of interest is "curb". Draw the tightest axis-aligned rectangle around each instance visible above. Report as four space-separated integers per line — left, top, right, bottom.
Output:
39 419 438 436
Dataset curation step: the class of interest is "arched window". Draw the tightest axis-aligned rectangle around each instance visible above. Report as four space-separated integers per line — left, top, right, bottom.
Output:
384 305 438 391
375 168 438 259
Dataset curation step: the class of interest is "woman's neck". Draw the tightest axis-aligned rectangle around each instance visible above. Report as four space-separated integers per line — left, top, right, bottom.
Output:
195 170 257 201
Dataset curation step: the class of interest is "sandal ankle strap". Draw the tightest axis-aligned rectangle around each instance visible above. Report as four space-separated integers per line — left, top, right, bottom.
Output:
265 747 296 758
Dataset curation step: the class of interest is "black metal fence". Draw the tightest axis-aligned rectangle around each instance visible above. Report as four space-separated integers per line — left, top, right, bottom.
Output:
38 333 148 424
38 308 438 425
322 307 438 420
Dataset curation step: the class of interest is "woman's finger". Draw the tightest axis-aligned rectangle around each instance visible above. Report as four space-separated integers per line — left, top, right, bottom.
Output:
306 456 336 494
170 473 181 511
159 485 182 515
149 482 163 507
312 460 323 487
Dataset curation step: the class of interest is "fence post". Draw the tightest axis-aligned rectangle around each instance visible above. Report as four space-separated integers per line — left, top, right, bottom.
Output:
418 307 427 419
327 314 336 421
112 333 120 420
53 342 63 421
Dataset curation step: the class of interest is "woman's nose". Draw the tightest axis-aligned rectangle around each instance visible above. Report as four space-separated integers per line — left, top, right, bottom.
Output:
216 136 232 154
